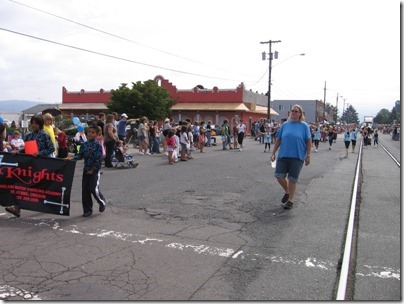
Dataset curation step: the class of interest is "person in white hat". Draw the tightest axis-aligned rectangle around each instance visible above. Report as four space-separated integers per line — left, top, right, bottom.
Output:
117 113 134 141
161 118 172 155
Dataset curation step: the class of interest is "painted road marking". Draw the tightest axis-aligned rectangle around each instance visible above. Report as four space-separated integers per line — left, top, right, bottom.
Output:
0 213 400 281
0 285 41 300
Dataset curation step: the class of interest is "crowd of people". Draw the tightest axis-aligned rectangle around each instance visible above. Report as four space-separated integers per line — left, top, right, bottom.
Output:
0 109 399 217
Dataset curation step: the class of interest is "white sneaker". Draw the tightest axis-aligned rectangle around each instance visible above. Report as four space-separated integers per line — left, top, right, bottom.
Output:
315 149 318 152
164 152 169 156
239 148 242 152
145 151 151 155
138 152 144 155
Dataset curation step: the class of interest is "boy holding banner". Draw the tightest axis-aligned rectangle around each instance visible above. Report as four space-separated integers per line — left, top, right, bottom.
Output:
68 125 106 217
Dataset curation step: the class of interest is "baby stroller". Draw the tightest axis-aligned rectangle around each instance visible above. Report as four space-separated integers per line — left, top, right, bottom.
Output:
113 147 138 168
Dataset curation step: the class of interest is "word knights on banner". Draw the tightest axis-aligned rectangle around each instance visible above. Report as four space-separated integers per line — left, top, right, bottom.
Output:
0 152 76 216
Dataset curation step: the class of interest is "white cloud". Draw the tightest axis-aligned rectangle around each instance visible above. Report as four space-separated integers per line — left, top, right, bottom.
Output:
0 0 400 119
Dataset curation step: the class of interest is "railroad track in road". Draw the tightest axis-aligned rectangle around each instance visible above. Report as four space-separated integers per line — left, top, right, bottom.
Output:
379 141 400 168
336 136 400 300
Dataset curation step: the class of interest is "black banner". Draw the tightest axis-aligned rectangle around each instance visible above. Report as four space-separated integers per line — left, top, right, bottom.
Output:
0 152 76 216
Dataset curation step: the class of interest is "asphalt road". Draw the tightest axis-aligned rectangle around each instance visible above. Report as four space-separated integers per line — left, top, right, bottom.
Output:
0 133 400 300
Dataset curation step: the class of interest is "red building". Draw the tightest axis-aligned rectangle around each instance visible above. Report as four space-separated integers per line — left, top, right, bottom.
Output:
59 87 110 121
155 75 278 134
59 76 278 132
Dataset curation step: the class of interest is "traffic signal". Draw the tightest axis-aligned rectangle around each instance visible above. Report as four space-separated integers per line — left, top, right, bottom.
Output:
262 52 266 60
274 51 279 59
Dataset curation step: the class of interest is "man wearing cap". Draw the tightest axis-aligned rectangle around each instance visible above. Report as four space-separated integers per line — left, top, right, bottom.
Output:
117 113 135 142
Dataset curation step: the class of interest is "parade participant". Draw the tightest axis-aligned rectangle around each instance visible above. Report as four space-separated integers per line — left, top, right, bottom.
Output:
24 115 55 157
43 113 56 157
373 129 379 147
264 127 272 152
350 126 358 153
327 126 334 150
69 125 106 217
54 128 68 158
343 127 351 158
237 119 246 151
313 124 321 152
103 114 118 168
271 104 311 210
10 130 25 152
5 115 55 218
0 117 5 152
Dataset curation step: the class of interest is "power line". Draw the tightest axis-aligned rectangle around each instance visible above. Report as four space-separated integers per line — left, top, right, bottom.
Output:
9 0 204 65
8 0 254 78
0 27 243 82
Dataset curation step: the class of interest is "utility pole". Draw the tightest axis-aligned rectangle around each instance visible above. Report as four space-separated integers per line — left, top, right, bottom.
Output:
260 40 281 120
323 81 327 122
336 93 339 123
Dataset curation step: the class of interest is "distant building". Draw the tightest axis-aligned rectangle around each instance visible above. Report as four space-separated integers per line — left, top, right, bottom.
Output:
21 104 61 128
59 87 110 122
271 100 334 124
156 75 278 133
60 76 279 133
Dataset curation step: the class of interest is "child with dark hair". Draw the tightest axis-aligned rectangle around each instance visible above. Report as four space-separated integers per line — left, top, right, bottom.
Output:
25 115 55 157
179 125 189 161
5 115 55 218
166 130 176 165
68 125 106 217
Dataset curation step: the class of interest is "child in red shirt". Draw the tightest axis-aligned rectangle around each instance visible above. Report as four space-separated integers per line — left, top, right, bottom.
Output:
166 130 176 165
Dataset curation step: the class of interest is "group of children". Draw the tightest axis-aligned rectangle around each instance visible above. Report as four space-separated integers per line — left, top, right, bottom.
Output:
166 125 195 164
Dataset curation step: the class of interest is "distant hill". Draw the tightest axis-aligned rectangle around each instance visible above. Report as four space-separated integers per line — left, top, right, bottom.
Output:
0 100 57 112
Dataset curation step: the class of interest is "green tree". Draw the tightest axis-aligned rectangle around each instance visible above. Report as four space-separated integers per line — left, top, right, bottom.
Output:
107 80 175 120
374 108 392 124
390 100 400 123
325 102 338 122
340 104 359 124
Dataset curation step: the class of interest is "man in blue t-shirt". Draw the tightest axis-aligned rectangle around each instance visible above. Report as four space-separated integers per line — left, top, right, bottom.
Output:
117 113 135 142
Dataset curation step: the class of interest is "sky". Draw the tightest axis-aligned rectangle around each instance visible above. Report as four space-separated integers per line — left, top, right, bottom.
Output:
0 0 400 120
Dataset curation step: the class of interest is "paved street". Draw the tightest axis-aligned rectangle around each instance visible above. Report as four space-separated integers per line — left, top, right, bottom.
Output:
0 133 400 300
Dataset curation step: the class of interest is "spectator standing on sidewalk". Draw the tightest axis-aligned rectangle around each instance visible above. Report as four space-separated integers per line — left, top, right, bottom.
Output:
221 120 230 150
54 128 68 158
237 119 246 151
271 104 311 210
103 114 118 168
199 121 206 153
205 121 212 147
